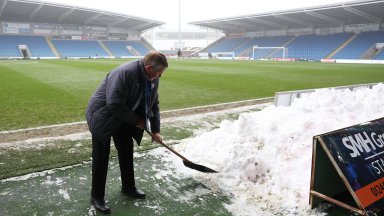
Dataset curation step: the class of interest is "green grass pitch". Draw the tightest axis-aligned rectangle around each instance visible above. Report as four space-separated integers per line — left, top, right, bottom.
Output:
0 59 383 130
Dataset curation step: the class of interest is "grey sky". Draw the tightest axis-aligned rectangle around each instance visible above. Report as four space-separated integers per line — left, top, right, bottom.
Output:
42 0 353 30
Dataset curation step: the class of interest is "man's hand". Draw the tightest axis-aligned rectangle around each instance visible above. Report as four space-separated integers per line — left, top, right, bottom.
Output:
136 118 145 129
151 132 162 143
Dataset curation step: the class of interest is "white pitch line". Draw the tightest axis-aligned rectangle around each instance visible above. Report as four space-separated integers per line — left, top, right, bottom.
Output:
0 97 273 134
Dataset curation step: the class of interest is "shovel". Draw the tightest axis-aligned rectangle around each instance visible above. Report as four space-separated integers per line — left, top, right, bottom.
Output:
145 129 218 173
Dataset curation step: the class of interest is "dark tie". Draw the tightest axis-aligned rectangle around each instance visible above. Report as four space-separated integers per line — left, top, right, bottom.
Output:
144 80 152 131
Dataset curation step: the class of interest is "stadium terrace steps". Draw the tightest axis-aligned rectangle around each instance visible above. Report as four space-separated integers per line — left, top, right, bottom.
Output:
333 31 384 59
198 36 225 53
102 40 149 57
207 37 249 53
325 33 357 59
98 41 114 57
286 33 353 60
232 37 253 54
141 38 156 52
45 36 60 58
265 36 297 59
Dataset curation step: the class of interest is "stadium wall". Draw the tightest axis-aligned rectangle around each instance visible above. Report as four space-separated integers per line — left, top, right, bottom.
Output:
1 21 142 41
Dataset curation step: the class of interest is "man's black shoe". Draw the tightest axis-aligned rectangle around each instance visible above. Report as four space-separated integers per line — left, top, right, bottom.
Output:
90 197 111 214
122 188 146 199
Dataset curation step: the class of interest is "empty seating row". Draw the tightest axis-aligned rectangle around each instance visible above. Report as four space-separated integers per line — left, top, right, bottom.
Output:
51 40 109 58
102 40 149 57
376 51 384 60
0 35 55 57
236 36 292 57
0 34 150 58
202 31 384 60
286 33 353 60
207 37 249 53
333 31 384 59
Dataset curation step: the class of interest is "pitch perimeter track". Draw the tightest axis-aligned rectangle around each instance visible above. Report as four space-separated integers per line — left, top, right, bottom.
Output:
0 97 273 143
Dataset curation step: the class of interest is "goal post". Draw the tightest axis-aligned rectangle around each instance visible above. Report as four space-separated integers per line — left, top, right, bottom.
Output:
252 46 288 59
214 52 235 60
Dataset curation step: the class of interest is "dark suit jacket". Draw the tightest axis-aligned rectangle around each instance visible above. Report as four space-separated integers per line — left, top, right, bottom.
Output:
86 59 160 144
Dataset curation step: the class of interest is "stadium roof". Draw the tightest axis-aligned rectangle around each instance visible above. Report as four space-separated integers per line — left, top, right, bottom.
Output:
190 0 384 33
0 0 164 32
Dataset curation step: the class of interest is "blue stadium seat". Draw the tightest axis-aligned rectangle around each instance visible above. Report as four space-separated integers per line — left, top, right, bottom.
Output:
287 33 352 60
235 36 293 58
376 50 384 60
52 40 109 58
0 35 55 58
202 34 352 60
333 31 384 59
207 37 249 53
103 40 150 57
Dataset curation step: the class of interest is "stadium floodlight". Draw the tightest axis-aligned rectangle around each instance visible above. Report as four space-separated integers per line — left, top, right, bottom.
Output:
252 46 287 60
214 52 235 60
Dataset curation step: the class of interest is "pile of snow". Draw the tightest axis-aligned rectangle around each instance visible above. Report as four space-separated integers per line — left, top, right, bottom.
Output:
181 84 384 215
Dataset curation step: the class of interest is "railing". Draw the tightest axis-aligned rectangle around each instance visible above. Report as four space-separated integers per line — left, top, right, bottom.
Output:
274 82 382 106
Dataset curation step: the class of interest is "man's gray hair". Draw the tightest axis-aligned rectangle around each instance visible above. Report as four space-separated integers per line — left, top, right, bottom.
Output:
144 51 168 70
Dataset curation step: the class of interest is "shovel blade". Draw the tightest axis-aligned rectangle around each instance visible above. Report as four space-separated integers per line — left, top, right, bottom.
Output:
183 160 218 173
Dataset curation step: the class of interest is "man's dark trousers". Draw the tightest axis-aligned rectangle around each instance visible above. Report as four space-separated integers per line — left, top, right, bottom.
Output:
91 123 136 198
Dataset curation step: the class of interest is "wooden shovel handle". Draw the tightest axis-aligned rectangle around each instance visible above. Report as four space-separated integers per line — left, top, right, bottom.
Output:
145 129 192 163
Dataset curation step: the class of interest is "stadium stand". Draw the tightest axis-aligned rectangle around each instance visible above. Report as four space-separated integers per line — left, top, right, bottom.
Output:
102 40 150 57
206 37 249 53
376 51 384 60
238 36 293 58
203 33 356 60
285 33 353 60
333 31 384 59
51 40 109 58
0 35 55 58
201 31 384 61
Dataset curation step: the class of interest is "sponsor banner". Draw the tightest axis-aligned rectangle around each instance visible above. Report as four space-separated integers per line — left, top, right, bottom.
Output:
319 117 384 212
33 29 54 35
2 28 19 34
3 22 30 29
2 22 30 34
33 24 56 30
61 30 83 36
321 59 336 63
109 28 128 34
272 58 295 62
85 26 107 31
235 57 250 60
335 59 384 64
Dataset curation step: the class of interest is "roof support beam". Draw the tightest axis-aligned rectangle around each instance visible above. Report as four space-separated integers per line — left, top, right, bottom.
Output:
273 14 313 27
193 24 224 33
84 13 104 25
130 22 154 31
248 17 285 28
343 6 381 23
218 22 242 32
0 0 7 16
305 10 344 25
206 22 239 32
109 18 129 27
30 4 43 20
58 8 75 23
230 20 261 31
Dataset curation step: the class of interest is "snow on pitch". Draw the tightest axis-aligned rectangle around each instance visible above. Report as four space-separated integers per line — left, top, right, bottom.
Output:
178 84 384 215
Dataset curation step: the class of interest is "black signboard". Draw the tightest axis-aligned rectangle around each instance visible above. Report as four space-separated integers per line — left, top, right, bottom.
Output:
310 117 384 215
